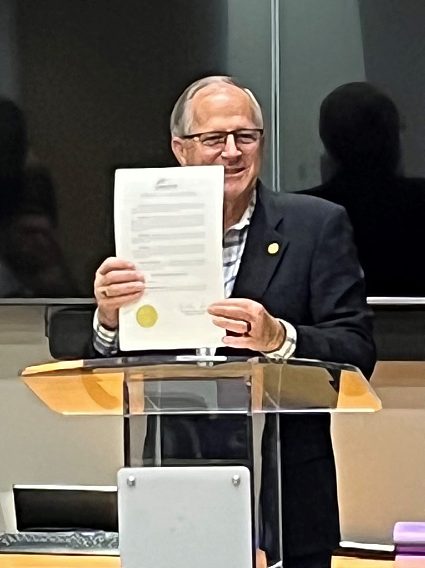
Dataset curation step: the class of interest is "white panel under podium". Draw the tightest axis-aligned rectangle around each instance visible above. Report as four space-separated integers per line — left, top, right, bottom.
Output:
117 466 252 568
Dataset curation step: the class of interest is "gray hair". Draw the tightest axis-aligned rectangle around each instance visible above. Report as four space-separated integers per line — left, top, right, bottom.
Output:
170 75 264 136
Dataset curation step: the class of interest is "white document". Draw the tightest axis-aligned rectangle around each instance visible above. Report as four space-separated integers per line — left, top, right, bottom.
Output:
114 166 225 351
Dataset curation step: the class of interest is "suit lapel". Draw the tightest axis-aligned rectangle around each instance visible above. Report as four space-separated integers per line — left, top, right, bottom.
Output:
231 183 289 300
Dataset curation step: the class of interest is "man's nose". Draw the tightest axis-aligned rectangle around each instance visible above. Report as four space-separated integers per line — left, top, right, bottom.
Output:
221 134 242 158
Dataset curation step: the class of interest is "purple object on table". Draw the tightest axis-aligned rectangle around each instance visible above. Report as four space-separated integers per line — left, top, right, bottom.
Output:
394 522 425 544
396 545 425 555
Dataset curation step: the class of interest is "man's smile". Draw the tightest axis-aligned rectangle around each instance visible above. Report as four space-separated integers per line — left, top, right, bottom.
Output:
224 166 245 176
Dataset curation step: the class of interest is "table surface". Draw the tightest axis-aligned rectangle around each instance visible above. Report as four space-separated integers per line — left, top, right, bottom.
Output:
0 554 395 567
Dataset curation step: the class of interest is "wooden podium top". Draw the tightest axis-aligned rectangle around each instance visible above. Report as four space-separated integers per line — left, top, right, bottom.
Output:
0 554 394 567
0 555 119 567
21 359 382 415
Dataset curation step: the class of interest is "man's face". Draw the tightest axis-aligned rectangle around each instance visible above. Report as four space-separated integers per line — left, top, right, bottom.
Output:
172 84 263 203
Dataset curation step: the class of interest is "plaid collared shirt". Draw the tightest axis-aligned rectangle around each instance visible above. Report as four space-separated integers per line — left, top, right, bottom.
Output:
223 191 256 298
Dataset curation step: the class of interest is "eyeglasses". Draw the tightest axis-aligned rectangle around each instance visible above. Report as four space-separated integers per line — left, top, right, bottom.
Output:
182 128 263 149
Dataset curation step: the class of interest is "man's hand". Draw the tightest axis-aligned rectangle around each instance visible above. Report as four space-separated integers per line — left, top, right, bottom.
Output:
94 257 145 329
208 298 285 352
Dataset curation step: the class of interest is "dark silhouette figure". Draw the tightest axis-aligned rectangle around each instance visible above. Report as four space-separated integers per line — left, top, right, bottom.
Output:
301 82 425 297
0 96 78 297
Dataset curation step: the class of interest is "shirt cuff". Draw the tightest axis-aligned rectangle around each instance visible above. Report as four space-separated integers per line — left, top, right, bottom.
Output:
262 319 297 360
92 308 119 356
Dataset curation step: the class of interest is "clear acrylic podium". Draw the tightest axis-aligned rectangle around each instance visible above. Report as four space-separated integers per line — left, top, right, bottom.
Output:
22 355 381 567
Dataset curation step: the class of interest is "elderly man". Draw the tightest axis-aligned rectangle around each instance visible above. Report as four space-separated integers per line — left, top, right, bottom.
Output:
93 76 375 568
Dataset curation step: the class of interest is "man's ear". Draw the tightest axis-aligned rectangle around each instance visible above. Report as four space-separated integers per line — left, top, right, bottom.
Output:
171 137 188 166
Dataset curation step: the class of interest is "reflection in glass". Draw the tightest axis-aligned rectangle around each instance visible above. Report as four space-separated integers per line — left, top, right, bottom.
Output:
279 1 425 296
0 97 78 297
0 0 273 299
301 82 425 296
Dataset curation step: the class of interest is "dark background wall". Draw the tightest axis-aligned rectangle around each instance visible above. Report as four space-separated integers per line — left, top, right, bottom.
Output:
359 0 425 178
2 0 425 297
8 0 228 294
279 0 425 191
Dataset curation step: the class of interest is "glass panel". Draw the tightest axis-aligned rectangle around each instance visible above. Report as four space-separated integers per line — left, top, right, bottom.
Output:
226 0 274 190
278 0 425 297
278 0 366 193
21 357 381 416
0 0 273 300
125 359 380 415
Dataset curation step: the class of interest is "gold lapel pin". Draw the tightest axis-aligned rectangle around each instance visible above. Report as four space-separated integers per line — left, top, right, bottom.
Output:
267 242 280 255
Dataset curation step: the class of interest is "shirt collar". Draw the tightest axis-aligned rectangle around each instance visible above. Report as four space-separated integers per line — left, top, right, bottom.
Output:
225 189 257 233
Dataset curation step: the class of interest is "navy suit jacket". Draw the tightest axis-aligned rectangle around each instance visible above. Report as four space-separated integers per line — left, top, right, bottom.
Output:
229 182 375 376
227 183 375 558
